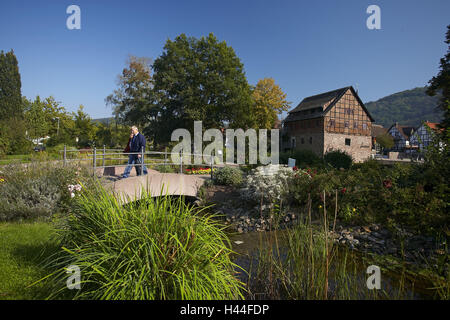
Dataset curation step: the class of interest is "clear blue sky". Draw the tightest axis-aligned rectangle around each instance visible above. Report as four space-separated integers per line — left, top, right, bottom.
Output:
1 0 449 119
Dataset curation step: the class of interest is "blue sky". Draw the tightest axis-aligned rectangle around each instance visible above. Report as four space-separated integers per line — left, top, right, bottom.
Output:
0 0 449 119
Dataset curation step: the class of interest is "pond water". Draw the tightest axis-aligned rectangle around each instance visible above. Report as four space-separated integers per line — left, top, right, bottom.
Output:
228 229 437 300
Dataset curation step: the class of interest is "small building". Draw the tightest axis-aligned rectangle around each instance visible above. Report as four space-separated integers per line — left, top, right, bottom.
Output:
283 86 374 162
409 121 441 151
387 123 415 152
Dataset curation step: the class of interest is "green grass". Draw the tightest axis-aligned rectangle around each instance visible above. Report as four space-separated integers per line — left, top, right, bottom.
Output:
0 221 58 299
42 183 245 300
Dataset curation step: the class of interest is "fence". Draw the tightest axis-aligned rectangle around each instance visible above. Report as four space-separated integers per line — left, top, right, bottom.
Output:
60 145 216 179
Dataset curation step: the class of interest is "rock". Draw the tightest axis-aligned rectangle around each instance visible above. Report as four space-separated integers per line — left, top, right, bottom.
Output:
237 227 243 234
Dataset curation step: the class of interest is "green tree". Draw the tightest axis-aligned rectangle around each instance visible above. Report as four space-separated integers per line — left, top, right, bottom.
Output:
0 50 28 155
427 24 450 138
252 78 291 129
376 133 394 151
73 106 98 147
150 33 254 144
106 55 153 130
0 50 23 120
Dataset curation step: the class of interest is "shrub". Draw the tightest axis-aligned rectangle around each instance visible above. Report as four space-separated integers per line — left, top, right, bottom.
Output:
280 149 322 167
43 185 244 299
241 164 297 205
324 150 352 169
155 164 176 173
0 162 90 221
213 166 243 186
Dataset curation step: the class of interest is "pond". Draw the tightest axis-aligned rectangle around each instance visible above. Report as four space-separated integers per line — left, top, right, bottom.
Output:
228 229 438 300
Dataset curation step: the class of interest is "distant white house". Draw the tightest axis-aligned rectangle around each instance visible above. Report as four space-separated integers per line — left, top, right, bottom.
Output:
387 123 415 152
409 121 441 151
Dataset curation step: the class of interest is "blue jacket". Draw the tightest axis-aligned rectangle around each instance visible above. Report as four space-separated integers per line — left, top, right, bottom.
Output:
130 132 146 153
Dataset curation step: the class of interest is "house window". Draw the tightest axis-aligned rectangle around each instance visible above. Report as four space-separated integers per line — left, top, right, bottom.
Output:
316 120 320 127
309 137 313 144
291 137 296 148
345 138 351 146
362 123 368 130
344 121 349 128
301 138 305 144
353 122 358 129
328 119 335 127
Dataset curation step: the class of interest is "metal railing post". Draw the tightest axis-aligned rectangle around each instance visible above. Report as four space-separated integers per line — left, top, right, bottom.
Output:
164 147 168 167
63 145 67 166
102 145 106 167
141 146 144 175
180 150 183 174
210 155 214 180
93 147 97 177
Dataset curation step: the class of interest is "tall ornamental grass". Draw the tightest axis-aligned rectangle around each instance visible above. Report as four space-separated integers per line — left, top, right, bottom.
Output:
43 183 245 300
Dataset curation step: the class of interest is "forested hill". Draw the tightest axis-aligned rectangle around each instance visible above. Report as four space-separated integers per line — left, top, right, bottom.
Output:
365 87 442 128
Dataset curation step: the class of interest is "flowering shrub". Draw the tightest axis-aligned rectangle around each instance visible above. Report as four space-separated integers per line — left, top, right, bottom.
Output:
0 163 90 221
241 164 300 205
68 184 82 198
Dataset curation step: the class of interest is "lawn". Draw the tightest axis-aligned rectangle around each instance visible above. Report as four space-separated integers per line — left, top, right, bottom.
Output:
0 221 58 299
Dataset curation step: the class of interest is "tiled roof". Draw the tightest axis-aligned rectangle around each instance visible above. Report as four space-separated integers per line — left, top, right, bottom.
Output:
285 86 374 123
372 124 387 137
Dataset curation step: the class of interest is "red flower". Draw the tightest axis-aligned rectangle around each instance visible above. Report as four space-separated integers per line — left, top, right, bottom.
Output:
293 166 298 171
383 179 392 189
341 188 347 194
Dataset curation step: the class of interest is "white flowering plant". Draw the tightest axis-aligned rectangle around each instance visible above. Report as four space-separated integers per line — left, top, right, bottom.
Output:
241 164 310 205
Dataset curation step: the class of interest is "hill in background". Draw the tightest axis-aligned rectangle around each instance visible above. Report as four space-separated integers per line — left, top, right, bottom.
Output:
365 87 442 128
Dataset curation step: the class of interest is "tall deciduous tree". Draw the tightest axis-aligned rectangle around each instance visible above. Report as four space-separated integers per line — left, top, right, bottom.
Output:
151 33 254 143
106 55 154 129
427 25 450 137
252 78 291 129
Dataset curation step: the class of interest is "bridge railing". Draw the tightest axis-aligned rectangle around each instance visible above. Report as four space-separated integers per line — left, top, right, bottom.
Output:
60 145 216 178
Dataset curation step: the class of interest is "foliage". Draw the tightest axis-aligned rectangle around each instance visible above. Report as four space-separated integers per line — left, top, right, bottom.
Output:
427 24 450 134
0 50 28 156
0 50 23 120
288 160 448 234
0 163 90 221
106 55 153 131
279 149 322 167
323 150 352 169
376 132 394 151
212 166 243 186
252 78 290 129
241 165 297 206
154 164 176 173
365 87 442 128
43 185 244 299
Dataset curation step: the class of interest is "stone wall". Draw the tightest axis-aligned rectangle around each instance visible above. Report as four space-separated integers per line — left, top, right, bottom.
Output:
291 132 324 157
324 133 371 162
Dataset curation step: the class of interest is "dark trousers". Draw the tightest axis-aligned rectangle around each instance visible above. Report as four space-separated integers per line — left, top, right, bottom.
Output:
133 155 142 176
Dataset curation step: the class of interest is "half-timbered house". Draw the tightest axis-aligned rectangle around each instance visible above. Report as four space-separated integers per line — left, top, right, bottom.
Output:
283 86 374 162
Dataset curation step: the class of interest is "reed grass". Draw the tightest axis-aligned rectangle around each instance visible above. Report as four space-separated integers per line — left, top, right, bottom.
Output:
39 183 245 300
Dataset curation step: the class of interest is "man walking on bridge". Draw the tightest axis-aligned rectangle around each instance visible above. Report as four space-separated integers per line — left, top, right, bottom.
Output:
123 125 147 177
